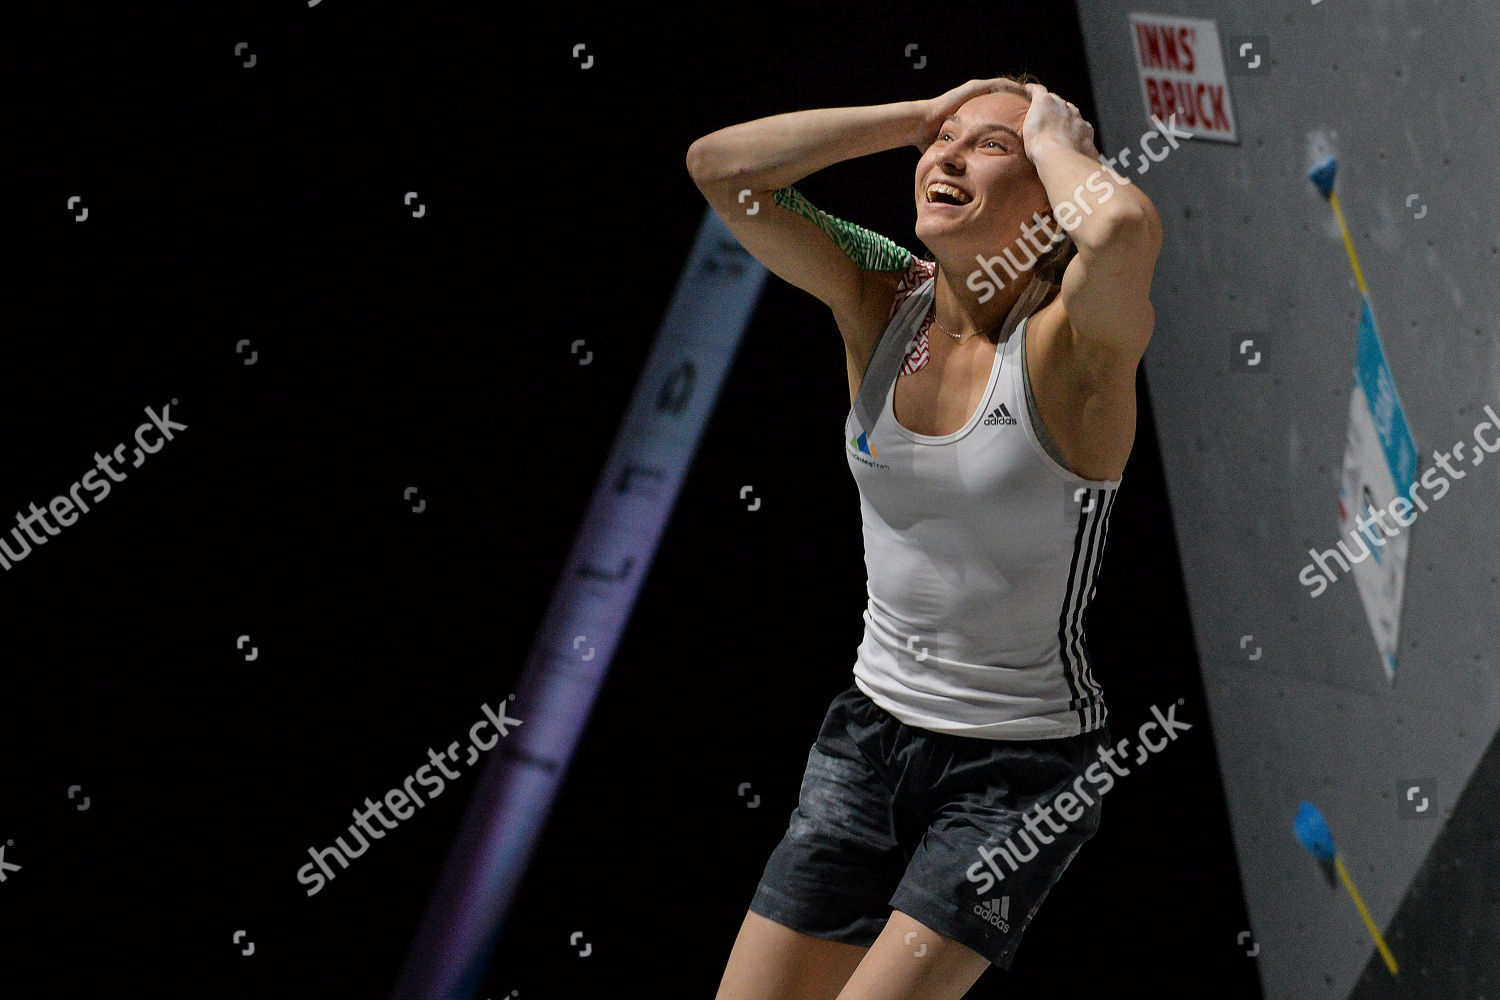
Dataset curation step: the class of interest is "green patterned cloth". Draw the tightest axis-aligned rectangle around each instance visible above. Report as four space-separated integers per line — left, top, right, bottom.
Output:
772 186 913 272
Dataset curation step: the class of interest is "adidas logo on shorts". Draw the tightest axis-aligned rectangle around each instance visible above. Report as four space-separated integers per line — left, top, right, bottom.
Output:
973 895 1011 933
982 403 1017 427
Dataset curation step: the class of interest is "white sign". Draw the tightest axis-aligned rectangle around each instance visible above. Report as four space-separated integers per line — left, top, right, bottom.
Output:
1128 12 1238 143
1341 300 1418 680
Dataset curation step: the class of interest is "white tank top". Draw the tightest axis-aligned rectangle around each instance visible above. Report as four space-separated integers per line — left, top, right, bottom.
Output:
844 271 1119 739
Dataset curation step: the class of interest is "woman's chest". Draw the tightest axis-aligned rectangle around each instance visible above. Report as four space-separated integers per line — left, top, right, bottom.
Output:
891 336 1001 437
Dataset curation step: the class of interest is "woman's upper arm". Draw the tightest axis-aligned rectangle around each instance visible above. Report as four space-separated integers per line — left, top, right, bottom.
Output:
687 170 907 318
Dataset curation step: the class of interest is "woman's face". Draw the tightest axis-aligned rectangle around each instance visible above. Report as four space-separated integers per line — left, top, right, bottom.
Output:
913 91 1052 258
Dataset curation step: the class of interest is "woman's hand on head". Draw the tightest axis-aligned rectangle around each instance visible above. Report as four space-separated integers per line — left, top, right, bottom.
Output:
1019 83 1100 162
912 78 1024 150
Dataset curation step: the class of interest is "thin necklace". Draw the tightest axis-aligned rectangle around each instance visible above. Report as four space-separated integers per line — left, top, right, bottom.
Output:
932 313 981 344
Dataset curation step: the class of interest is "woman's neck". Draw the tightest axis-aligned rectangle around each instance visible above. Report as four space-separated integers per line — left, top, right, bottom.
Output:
931 261 1031 344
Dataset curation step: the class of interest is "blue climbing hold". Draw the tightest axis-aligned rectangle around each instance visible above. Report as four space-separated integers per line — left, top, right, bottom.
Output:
1294 800 1337 860
1309 157 1338 197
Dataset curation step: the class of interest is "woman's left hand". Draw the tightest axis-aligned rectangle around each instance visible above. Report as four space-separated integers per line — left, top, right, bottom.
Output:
1020 83 1100 163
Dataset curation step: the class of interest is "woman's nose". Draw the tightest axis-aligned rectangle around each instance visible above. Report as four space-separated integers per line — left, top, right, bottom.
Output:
934 146 965 171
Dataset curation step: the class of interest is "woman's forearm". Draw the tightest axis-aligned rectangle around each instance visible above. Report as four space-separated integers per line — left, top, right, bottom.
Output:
1029 135 1157 254
686 101 929 192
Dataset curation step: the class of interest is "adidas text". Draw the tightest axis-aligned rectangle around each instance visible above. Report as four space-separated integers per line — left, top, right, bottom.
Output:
983 404 1017 427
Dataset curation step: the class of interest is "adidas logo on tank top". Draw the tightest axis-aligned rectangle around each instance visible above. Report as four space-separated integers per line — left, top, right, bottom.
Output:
983 403 1017 427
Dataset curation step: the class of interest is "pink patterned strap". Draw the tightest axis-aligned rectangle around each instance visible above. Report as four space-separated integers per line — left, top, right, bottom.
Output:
888 257 937 319
901 325 930 375
891 258 936 375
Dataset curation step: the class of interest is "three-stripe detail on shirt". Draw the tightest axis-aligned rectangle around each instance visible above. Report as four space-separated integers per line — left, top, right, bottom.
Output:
1057 487 1117 731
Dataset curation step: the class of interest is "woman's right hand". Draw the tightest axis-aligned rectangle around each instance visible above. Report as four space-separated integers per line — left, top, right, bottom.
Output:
911 78 1020 150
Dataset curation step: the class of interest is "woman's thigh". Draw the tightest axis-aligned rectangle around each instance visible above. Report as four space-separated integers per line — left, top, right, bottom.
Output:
715 909 871 1000
834 909 991 1000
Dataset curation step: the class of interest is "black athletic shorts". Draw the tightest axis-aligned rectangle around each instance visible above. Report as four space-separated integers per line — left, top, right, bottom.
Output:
749 681 1110 969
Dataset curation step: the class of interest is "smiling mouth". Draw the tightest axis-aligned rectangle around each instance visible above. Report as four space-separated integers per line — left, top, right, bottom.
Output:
925 182 972 206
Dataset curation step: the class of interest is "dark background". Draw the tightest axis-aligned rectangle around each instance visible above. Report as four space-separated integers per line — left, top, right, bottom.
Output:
3 3 1261 996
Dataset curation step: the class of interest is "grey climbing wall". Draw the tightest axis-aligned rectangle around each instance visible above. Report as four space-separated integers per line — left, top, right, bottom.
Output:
1071 2 1500 998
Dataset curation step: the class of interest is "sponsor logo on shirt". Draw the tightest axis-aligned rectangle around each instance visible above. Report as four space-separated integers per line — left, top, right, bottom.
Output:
983 404 1017 427
847 430 889 469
